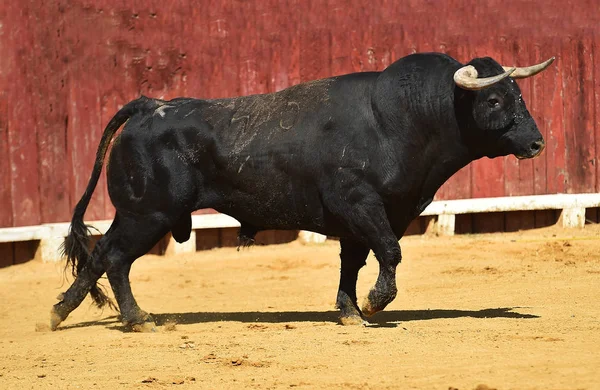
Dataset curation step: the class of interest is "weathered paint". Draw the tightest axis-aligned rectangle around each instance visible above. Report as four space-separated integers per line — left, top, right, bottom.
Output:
0 0 598 228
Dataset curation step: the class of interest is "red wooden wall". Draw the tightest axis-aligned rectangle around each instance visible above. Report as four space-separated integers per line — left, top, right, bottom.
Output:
0 0 598 228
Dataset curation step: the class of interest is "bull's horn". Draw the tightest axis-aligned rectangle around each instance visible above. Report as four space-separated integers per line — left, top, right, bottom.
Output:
454 65 515 90
502 57 555 79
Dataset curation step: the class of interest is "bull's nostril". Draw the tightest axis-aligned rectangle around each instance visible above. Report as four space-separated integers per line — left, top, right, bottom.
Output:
531 140 544 152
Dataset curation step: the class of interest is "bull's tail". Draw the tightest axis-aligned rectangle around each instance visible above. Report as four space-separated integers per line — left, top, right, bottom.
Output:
61 96 152 309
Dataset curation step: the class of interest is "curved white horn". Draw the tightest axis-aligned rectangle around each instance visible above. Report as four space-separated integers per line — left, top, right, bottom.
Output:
502 57 555 79
454 65 515 90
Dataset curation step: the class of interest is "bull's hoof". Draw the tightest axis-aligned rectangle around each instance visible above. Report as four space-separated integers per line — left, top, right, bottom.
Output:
361 287 397 317
131 321 158 333
339 314 368 326
126 311 157 333
336 290 366 326
50 307 67 331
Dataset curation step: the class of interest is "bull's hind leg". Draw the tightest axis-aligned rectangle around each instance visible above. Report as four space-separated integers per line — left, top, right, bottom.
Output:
336 239 370 325
50 259 105 330
101 213 170 331
50 220 120 330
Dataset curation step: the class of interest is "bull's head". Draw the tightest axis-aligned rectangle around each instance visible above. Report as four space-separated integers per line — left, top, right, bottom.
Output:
453 57 554 160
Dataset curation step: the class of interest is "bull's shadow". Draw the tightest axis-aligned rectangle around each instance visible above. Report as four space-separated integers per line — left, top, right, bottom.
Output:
153 307 538 328
58 307 538 331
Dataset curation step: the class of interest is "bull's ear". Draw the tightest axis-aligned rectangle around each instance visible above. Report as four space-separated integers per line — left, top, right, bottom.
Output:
454 65 515 90
502 57 555 79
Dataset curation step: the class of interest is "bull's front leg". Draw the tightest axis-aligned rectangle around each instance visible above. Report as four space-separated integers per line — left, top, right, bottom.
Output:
326 185 401 321
336 238 370 325
361 235 401 316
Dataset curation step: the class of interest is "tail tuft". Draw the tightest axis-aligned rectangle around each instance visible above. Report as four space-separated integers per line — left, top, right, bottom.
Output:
60 218 117 311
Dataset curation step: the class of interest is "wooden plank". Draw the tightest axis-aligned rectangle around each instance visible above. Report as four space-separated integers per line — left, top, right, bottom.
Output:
329 3 355 75
545 37 567 194
299 6 331 83
35 4 71 224
534 210 558 228
585 208 599 224
0 91 12 227
196 228 221 250
0 243 14 268
6 2 41 227
564 37 596 193
595 33 600 194
13 240 38 265
0 1 12 228
65 5 104 221
505 211 536 232
220 227 239 247
472 212 504 234
454 214 473 235
530 40 550 196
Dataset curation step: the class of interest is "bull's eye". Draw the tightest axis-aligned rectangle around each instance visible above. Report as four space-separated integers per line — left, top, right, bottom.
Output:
487 96 502 108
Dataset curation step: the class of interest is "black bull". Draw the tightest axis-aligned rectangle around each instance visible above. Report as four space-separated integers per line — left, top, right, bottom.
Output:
51 52 554 330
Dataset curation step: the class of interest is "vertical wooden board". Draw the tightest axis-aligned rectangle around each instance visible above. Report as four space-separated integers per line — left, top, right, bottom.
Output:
437 165 472 200
220 227 239 247
196 228 221 250
530 41 550 196
305 0 328 29
255 230 276 245
7 2 41 227
249 1 270 94
534 210 559 228
0 92 12 227
455 214 473 235
299 27 332 82
263 0 291 91
236 1 261 96
183 0 209 98
561 37 579 194
563 37 596 193
328 3 355 75
471 158 505 198
356 4 379 73
472 212 505 234
65 5 104 221
35 4 72 224
0 243 14 268
545 36 566 194
13 240 39 265
585 208 598 224
0 2 13 227
288 0 302 87
505 211 535 232
387 23 407 62
595 33 600 194
371 20 394 70
577 35 596 193
218 0 242 96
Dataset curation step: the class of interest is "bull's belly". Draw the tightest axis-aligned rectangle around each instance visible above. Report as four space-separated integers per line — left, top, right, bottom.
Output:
209 175 329 232
215 192 324 232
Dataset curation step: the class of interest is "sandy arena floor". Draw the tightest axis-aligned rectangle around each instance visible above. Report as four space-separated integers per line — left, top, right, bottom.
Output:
1 225 600 389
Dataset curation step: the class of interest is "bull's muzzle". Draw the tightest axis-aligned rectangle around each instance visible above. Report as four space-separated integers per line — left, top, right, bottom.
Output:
516 139 545 159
